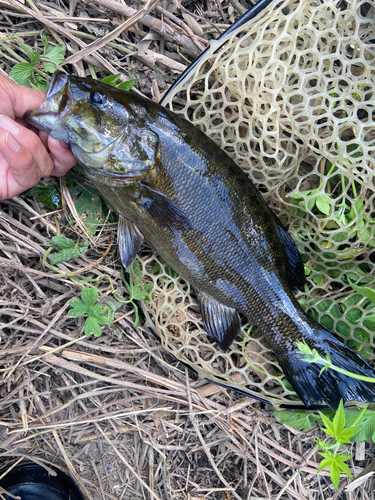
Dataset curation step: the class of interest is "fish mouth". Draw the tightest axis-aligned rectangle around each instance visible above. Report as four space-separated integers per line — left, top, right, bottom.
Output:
45 71 68 100
25 71 71 137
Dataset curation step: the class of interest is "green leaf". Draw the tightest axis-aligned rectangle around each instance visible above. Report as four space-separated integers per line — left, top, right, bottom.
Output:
18 41 35 62
81 287 98 307
132 260 142 278
88 303 111 324
351 412 375 442
29 73 48 92
117 79 137 91
317 452 353 490
347 198 364 220
363 313 375 329
130 285 149 301
44 43 66 64
41 32 49 49
68 287 112 337
316 195 331 215
336 426 361 444
336 459 353 479
9 63 35 82
152 262 161 273
143 283 153 295
29 47 40 66
101 74 121 86
48 247 84 265
273 409 316 430
348 279 375 303
84 316 102 336
68 297 88 317
318 412 335 437
74 187 103 236
332 400 345 436
48 236 75 249
317 456 332 473
330 461 340 490
344 407 370 428
43 61 57 73
345 307 362 324
31 182 61 209
47 239 88 265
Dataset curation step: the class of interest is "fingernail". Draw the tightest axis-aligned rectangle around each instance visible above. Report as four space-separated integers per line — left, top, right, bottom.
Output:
5 132 20 153
60 141 70 149
0 115 20 135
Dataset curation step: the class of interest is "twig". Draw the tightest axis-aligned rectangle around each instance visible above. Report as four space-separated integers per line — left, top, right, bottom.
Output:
97 425 162 500
185 368 243 500
89 0 202 58
63 0 159 65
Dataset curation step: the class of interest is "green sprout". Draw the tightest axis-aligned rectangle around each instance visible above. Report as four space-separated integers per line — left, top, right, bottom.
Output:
295 340 375 384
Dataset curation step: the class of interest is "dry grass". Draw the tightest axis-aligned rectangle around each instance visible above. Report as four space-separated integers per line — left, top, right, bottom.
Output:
0 0 375 499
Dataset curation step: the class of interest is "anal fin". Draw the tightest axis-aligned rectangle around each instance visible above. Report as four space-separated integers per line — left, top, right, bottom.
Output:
197 292 241 351
118 215 144 268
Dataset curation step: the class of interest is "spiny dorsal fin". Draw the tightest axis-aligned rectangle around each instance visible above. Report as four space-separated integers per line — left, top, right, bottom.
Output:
197 291 241 351
118 215 144 268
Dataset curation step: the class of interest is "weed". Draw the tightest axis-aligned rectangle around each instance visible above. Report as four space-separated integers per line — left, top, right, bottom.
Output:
274 401 373 490
121 261 153 326
68 287 113 337
45 235 88 265
7 33 65 91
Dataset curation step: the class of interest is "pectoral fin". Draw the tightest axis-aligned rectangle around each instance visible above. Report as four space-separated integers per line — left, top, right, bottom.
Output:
139 184 191 233
118 215 144 268
197 292 241 351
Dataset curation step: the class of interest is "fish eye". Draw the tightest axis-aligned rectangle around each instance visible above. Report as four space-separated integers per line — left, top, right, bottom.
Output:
89 91 105 105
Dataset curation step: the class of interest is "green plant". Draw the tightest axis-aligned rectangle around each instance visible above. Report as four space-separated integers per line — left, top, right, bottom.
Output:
296 339 375 384
101 73 137 90
120 261 153 326
8 33 65 91
274 401 374 490
26 181 62 209
45 236 88 265
68 287 113 336
283 324 375 490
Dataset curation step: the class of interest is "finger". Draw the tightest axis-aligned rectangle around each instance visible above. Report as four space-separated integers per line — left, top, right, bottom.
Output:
0 130 44 200
0 115 54 178
0 74 44 118
47 136 76 176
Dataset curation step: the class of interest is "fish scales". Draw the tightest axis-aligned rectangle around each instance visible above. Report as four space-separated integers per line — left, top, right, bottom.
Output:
26 71 375 410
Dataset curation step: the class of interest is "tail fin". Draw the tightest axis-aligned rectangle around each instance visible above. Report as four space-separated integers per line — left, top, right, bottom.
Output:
276 325 375 410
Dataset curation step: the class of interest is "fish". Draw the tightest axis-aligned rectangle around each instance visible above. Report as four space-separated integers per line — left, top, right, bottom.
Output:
26 70 375 410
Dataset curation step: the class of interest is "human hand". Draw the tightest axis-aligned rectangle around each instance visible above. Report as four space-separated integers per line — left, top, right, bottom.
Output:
0 74 76 201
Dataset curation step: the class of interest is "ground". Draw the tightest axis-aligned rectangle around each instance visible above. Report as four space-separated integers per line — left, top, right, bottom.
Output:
0 0 375 499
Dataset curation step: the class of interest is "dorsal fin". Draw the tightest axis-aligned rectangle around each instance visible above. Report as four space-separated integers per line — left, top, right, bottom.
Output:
276 224 306 289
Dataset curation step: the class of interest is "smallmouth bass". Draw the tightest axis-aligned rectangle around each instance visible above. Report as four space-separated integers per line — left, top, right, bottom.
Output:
26 71 375 410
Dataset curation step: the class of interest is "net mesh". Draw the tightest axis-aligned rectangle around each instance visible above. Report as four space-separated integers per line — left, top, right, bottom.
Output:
130 0 375 407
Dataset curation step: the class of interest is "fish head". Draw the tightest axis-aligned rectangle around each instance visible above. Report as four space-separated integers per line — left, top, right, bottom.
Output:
26 71 159 180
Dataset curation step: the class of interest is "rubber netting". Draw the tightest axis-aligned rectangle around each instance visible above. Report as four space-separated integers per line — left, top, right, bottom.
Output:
129 0 375 407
